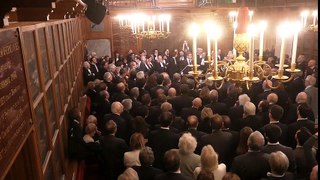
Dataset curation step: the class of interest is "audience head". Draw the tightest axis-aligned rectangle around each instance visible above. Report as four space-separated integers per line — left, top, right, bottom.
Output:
310 165 318 180
136 71 145 79
105 120 117 135
160 102 173 112
86 115 97 125
172 73 181 82
139 146 155 167
247 131 265 151
221 115 231 129
258 100 269 112
160 111 174 127
209 90 219 103
305 75 317 87
265 124 282 143
68 107 81 122
222 172 241 180
201 107 214 119
87 81 95 90
141 93 151 106
269 151 289 176
83 61 90 69
129 132 145 150
192 97 202 109
262 79 273 90
156 74 164 85
269 104 284 122
130 87 139 99
178 133 197 155
187 115 199 129
121 99 133 111
196 170 215 180
297 103 312 118
132 116 149 137
180 84 189 95
116 82 126 92
103 72 113 82
200 145 219 171
163 149 180 173
307 59 316 67
295 92 308 104
238 94 251 106
237 126 253 154
243 102 256 116
85 123 97 136
117 167 139 180
168 88 176 97
267 93 278 104
111 102 124 115
211 114 223 130
295 127 312 146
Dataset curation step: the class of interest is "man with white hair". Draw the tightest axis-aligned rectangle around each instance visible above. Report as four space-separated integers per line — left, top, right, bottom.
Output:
231 131 270 180
228 94 251 131
83 61 96 85
242 102 263 131
304 75 318 119
102 102 128 141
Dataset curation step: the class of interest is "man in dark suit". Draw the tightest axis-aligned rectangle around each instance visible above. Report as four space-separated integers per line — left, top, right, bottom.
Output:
153 55 167 74
285 72 305 102
288 103 316 148
261 124 296 174
206 89 228 115
181 97 202 121
241 102 263 131
170 84 194 116
155 149 193 180
228 94 251 131
133 147 163 180
147 111 180 169
231 131 270 180
254 79 273 106
83 61 96 85
110 82 129 103
180 52 193 75
185 115 207 154
100 120 128 180
200 114 233 165
102 102 128 141
259 105 288 146
167 53 180 78
90 57 101 79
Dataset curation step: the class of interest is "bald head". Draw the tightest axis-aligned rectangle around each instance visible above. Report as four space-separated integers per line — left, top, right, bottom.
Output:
296 92 308 104
187 115 199 128
117 82 125 92
168 88 176 97
267 93 278 104
161 102 173 112
192 98 202 109
111 101 124 115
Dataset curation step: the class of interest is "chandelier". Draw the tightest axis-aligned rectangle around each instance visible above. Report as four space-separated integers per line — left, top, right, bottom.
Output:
300 10 318 32
188 7 303 90
115 13 171 40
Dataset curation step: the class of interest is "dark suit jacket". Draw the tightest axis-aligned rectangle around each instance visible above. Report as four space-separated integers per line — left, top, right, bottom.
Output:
180 107 201 121
167 57 180 77
155 172 193 180
133 166 163 180
260 172 295 180
100 135 128 180
255 90 273 106
228 105 244 131
284 103 315 124
171 94 194 116
206 102 228 115
154 61 166 74
231 151 270 180
200 130 234 164
83 68 96 85
102 113 128 140
285 77 305 102
262 144 296 173
242 115 263 131
147 128 180 169
294 146 309 179
288 119 315 148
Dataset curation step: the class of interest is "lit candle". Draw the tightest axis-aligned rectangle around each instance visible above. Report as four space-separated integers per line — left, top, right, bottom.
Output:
159 19 161 31
249 35 254 73
153 16 155 30
233 22 237 59
312 10 317 26
193 35 197 73
279 36 286 71
258 21 267 61
207 34 211 63
291 23 300 66
166 17 170 32
214 38 218 77
249 10 253 22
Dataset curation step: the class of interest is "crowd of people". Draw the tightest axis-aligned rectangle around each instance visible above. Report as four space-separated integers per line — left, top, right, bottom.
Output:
68 47 318 180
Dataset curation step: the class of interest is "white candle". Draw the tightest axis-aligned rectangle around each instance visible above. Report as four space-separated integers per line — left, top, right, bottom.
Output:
279 36 286 71
207 34 211 57
259 30 264 59
214 38 218 77
193 35 197 73
167 19 169 32
249 35 254 73
159 20 161 31
291 30 298 65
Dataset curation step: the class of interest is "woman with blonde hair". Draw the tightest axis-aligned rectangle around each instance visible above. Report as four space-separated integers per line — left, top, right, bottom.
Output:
194 145 226 180
124 132 145 167
198 107 214 133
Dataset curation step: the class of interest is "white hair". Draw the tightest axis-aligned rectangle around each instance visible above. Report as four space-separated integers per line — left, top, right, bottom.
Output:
238 94 251 106
121 99 133 111
243 102 256 116
136 71 145 79
178 133 197 155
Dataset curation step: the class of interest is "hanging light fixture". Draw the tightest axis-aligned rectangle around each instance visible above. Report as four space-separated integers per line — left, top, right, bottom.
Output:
300 10 318 32
115 13 171 40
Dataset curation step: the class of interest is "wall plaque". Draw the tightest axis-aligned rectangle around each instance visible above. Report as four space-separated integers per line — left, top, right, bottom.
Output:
0 28 32 176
